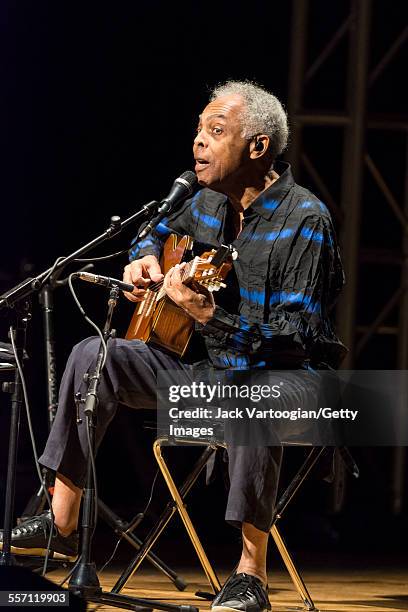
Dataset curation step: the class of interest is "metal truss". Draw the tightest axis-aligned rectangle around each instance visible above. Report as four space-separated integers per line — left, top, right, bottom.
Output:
287 0 408 513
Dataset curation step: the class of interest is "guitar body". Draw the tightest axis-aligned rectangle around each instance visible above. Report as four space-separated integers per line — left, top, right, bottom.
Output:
125 233 234 357
141 297 194 356
125 235 194 357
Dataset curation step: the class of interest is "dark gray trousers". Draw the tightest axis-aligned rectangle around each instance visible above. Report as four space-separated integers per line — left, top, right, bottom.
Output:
39 337 282 532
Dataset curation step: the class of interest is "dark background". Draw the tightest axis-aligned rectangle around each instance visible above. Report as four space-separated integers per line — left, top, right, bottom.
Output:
1 0 407 568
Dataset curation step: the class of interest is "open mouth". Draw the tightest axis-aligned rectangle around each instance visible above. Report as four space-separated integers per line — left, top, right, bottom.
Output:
195 158 210 170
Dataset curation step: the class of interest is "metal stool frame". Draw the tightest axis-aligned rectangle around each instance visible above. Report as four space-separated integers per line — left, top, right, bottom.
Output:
112 437 333 611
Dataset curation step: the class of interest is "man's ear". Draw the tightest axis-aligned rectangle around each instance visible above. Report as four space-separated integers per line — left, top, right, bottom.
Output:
249 134 270 159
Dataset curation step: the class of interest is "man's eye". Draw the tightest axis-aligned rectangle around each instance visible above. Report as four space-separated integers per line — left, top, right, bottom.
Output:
212 127 223 135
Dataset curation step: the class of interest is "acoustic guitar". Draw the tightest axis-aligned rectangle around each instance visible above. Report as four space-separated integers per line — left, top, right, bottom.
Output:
125 234 236 357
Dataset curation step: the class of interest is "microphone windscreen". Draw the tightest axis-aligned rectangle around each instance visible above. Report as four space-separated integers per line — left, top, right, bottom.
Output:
179 170 198 190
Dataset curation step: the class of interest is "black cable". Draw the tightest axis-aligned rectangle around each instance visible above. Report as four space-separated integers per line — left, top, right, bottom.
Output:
74 217 148 265
67 274 107 369
138 468 160 520
58 554 83 587
98 468 160 574
74 248 129 263
97 538 122 575
9 328 55 576
39 256 66 288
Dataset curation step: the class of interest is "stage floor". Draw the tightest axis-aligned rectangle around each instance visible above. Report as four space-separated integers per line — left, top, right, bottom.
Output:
48 566 408 612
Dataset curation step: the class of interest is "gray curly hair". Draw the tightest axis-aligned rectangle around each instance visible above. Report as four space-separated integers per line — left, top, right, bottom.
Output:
210 80 289 162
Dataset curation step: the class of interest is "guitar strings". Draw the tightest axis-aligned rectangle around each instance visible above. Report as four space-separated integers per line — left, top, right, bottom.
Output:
143 260 193 293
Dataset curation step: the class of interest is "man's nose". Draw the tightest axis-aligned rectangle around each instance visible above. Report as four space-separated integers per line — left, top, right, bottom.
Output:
193 129 207 148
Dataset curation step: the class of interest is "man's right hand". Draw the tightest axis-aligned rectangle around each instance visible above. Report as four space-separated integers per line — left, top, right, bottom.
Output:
123 255 164 302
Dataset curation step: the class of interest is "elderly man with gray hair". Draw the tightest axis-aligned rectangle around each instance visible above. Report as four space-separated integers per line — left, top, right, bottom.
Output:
1 81 345 612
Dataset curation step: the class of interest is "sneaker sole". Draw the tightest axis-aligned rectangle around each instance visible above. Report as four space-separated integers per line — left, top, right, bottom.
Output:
212 607 270 612
0 542 77 562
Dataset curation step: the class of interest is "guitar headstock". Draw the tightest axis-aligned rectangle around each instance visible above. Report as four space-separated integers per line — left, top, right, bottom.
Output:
184 246 238 292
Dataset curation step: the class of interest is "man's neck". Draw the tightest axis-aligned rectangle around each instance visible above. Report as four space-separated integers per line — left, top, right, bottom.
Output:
227 171 280 213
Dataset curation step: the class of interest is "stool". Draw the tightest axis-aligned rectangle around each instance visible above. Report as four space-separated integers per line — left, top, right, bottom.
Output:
110 436 355 611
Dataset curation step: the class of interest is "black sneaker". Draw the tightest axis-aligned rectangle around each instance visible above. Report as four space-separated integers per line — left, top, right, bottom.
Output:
0 511 78 561
211 572 271 612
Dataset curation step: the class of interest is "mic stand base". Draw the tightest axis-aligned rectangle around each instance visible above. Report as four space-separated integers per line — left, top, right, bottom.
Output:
68 562 102 597
85 591 199 612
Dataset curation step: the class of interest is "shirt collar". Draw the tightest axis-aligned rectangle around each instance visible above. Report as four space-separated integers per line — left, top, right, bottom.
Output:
243 161 295 221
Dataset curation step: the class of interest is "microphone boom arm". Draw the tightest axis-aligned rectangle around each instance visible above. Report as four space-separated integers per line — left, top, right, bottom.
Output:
0 201 159 310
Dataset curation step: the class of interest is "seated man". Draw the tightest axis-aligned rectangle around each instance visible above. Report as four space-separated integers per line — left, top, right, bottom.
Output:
1 80 345 612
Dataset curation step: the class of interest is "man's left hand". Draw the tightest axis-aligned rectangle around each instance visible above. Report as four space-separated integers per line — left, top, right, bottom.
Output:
163 264 215 325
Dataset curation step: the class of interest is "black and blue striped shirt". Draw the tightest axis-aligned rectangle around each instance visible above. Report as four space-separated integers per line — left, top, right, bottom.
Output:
129 162 346 369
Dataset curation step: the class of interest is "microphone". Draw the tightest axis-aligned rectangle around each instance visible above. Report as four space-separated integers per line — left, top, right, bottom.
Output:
75 271 134 293
138 170 197 239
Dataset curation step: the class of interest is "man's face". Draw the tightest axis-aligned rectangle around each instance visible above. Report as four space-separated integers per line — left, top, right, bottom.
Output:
193 94 249 191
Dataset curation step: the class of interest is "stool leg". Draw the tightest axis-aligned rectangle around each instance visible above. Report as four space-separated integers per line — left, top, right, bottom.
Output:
112 445 215 593
270 525 316 611
153 440 221 594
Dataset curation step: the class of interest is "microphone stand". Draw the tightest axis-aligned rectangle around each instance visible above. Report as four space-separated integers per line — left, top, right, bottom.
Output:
20 264 94 521
20 273 187 589
0 202 159 312
68 284 197 612
69 283 120 596
0 201 198 611
0 202 158 566
41 283 59 430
